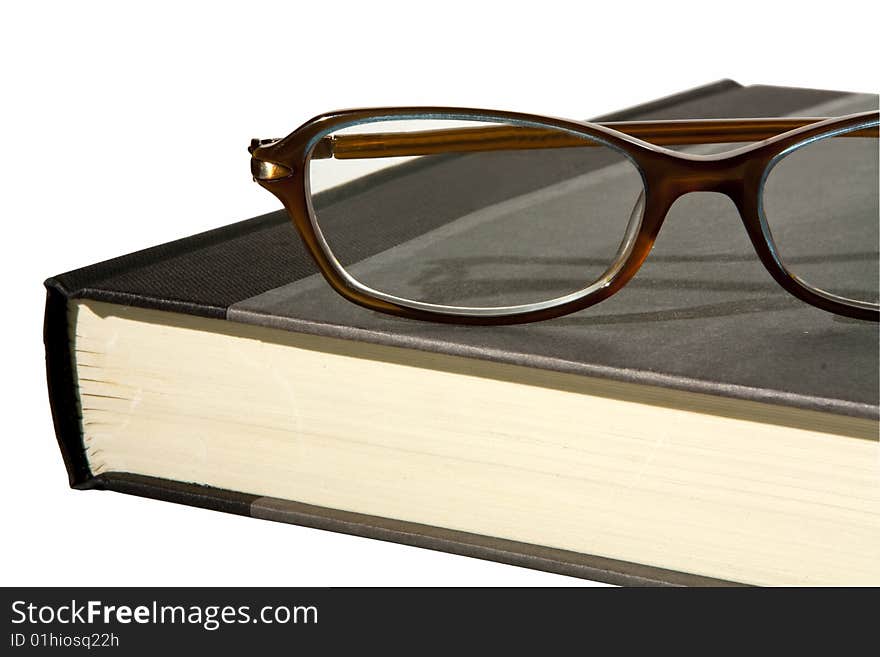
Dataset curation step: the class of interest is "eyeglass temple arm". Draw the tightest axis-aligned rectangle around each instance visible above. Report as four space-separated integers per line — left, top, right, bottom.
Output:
312 118 878 160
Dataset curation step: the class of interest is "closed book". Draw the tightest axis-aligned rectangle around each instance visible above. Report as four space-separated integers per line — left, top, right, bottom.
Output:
44 80 879 586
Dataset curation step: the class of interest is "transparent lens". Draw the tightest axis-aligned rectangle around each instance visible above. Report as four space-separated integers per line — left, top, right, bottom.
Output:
307 117 645 310
761 123 879 305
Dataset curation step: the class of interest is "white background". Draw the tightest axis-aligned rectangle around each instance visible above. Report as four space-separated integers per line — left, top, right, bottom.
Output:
1 1 876 586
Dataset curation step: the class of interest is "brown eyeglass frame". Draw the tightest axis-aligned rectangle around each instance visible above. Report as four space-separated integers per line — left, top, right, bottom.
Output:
250 108 879 325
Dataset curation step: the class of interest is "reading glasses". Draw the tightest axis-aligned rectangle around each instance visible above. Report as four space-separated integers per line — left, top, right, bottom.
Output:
250 109 879 324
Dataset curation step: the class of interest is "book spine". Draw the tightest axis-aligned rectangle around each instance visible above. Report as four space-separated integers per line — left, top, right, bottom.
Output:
43 279 99 489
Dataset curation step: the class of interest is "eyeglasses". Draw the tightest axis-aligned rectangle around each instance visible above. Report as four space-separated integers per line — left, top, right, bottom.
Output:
250 108 879 324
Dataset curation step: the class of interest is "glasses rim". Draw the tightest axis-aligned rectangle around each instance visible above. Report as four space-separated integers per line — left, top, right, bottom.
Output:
304 111 650 317
251 107 880 325
757 118 879 312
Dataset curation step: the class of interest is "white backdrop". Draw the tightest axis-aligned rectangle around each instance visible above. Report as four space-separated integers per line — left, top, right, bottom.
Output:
1 1 876 586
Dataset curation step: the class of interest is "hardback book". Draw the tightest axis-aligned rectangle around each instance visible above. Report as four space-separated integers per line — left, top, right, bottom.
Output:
44 80 879 586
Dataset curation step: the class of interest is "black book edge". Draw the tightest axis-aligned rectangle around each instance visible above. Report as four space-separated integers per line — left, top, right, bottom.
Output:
44 280 94 489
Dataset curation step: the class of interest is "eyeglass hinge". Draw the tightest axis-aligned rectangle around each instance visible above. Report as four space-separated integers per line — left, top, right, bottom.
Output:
249 136 336 180
249 138 294 181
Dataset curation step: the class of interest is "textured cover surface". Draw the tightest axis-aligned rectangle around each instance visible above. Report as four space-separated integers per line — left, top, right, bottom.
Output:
231 89 879 419
43 81 879 586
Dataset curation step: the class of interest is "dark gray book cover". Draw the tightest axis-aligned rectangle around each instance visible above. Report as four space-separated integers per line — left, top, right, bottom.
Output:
44 80 879 586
